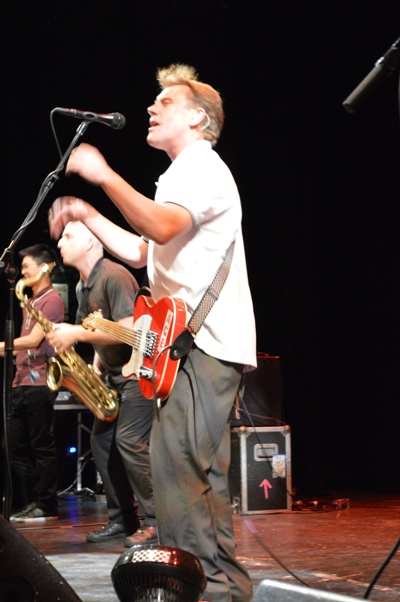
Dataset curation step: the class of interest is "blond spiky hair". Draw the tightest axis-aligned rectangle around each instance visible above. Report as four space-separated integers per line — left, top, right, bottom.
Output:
157 63 199 86
156 63 224 146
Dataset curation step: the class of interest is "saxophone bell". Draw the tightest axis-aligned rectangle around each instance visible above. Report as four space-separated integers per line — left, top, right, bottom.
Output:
46 356 119 423
46 357 64 391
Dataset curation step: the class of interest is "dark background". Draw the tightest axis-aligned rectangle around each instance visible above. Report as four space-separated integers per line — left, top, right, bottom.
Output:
1 1 400 497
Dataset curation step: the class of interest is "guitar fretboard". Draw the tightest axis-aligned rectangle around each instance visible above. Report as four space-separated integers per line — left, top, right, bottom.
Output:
87 316 140 348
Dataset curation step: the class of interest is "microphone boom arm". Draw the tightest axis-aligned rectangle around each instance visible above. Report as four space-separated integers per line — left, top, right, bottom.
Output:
0 120 89 273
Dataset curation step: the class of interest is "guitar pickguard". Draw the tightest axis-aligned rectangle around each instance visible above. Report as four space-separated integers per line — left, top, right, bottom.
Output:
122 314 153 378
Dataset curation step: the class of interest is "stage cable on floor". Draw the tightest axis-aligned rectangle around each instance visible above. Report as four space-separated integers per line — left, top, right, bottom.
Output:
363 535 400 599
244 518 311 588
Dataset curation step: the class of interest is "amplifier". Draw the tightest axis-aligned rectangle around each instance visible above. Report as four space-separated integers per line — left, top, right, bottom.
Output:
230 353 283 427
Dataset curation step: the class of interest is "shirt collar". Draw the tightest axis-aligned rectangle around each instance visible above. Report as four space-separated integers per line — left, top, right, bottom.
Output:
80 257 104 291
31 285 53 300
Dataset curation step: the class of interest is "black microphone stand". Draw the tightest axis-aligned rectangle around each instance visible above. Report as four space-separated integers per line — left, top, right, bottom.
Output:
0 120 90 520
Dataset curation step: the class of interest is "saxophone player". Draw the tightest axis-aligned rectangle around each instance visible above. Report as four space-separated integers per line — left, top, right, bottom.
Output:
47 220 157 545
0 244 64 522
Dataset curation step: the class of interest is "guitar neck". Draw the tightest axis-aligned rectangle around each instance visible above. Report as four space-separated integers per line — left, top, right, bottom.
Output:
90 317 138 347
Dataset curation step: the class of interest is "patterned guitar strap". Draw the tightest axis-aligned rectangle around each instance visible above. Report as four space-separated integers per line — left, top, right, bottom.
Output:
171 239 236 360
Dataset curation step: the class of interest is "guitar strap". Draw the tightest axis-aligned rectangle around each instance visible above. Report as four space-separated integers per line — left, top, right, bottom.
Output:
171 239 236 359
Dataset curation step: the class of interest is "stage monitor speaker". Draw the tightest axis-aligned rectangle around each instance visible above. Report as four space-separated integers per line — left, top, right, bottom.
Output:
0 515 82 602
252 579 360 601
230 353 283 427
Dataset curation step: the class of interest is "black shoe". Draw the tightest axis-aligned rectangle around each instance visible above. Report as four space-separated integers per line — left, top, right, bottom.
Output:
124 526 158 547
10 502 58 523
86 521 128 543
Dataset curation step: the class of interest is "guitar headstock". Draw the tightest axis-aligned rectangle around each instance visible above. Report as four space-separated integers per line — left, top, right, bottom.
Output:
82 309 103 331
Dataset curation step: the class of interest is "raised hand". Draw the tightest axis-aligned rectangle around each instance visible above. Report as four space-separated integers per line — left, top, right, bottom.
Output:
66 142 111 184
48 196 89 239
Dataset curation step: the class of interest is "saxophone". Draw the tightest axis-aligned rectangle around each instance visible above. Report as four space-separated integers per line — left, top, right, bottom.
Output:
15 264 120 422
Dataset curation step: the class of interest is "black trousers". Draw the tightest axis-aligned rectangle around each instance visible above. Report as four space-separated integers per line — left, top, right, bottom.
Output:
11 386 58 513
90 377 156 534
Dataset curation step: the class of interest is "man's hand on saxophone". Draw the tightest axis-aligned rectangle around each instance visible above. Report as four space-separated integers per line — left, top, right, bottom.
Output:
46 323 80 354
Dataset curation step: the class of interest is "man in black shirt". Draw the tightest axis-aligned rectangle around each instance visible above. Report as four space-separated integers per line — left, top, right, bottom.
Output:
48 220 157 545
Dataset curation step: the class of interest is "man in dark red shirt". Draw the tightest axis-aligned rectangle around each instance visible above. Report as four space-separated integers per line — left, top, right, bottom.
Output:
0 244 64 521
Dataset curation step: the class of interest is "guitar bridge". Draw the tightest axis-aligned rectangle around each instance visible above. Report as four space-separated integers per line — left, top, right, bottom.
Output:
144 330 158 358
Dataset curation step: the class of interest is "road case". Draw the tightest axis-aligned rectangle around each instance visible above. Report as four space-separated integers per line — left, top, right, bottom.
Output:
229 425 292 514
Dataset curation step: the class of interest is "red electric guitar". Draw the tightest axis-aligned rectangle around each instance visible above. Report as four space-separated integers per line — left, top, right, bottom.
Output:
82 293 187 402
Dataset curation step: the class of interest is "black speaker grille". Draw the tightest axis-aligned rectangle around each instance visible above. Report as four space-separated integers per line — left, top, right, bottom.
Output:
230 354 284 427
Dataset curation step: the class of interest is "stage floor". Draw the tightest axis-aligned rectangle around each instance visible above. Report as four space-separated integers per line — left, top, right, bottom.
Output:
2 491 400 601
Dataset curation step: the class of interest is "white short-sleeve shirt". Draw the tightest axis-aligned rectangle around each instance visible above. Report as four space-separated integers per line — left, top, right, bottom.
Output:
147 140 257 370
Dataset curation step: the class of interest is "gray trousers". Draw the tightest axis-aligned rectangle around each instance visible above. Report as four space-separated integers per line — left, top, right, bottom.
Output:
91 377 156 533
150 346 253 602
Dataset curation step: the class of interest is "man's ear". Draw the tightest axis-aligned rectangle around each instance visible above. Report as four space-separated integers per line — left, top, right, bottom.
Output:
189 107 206 128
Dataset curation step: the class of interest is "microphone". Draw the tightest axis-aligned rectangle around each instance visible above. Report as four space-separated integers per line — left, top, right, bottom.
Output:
53 107 126 130
342 36 400 113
